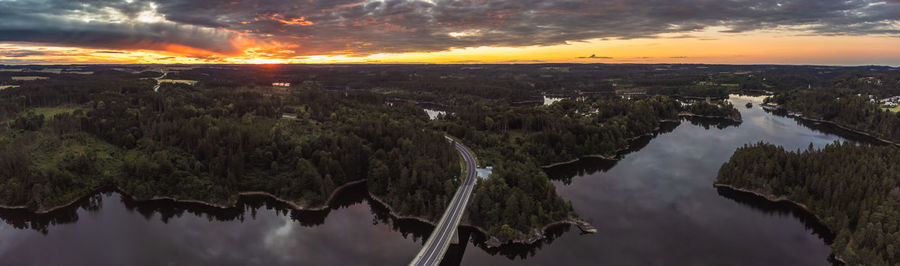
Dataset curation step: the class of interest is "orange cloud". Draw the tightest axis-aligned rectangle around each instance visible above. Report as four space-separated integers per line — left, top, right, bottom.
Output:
161 44 222 58
269 14 314 26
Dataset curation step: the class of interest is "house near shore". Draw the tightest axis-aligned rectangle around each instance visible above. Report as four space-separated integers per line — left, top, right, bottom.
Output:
761 102 780 111
880 96 900 107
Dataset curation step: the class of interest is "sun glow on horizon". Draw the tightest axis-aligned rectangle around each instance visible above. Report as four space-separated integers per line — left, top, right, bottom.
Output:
3 27 900 66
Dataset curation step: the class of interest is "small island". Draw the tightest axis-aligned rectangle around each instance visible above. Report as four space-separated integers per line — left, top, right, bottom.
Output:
679 100 743 123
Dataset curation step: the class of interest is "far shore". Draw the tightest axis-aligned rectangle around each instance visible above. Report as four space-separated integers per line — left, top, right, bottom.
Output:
792 115 899 147
678 111 743 123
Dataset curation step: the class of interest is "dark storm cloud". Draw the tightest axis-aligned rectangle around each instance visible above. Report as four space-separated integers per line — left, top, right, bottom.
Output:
0 49 47 57
0 0 239 53
1 0 899 56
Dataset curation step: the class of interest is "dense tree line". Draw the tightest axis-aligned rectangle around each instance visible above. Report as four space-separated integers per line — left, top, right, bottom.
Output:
0 79 459 221
437 96 681 166
717 142 900 265
682 101 742 122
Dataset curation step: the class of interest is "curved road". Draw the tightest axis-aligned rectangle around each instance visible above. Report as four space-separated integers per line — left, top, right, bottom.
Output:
410 138 478 266
152 72 167 92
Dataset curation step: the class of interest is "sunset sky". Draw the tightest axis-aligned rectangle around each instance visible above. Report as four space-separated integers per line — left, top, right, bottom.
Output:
1 0 899 65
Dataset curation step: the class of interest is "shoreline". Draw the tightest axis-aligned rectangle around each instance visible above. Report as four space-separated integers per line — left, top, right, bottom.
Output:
713 183 847 265
792 115 899 147
539 119 681 168
0 179 369 215
539 154 617 168
679 112 743 123
0 186 111 214
539 130 655 168
0 178 591 249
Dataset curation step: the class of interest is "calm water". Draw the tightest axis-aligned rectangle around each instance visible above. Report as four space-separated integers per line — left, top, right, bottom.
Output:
0 95 862 265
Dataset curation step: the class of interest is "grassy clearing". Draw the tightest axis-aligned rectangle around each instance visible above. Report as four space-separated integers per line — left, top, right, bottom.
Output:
31 68 62 74
697 81 740 88
64 71 94 75
12 76 49 81
159 79 198 85
30 106 81 118
32 132 124 203
112 68 141 74
882 107 900 113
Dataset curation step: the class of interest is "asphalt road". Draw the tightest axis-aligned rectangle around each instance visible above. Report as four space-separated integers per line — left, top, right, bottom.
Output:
410 139 478 266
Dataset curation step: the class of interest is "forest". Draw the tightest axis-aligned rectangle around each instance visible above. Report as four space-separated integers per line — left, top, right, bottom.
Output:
681 100 742 122
717 142 900 265
0 64 751 243
0 74 461 223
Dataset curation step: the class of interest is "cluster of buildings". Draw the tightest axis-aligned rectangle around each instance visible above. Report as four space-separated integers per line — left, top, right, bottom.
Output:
272 82 291 87
761 102 780 111
880 96 900 107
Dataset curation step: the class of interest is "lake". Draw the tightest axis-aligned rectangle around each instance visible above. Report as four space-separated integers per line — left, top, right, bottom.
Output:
0 95 861 265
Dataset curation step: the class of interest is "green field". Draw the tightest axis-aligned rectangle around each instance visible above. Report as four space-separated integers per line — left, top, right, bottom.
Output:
31 106 81 118
12 76 49 81
64 71 94 75
697 81 740 88
882 107 900 113
159 79 198 85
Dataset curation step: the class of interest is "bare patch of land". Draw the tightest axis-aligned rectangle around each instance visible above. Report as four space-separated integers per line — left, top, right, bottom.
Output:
12 76 49 81
159 79 198 85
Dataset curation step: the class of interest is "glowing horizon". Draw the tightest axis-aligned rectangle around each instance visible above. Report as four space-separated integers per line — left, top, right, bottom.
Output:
1 0 899 66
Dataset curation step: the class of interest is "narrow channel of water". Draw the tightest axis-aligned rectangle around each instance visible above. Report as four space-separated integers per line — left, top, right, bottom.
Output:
0 94 867 265
461 94 853 265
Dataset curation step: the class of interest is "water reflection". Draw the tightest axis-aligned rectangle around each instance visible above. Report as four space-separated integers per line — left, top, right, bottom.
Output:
470 224 569 260
0 184 371 235
1 93 881 265
714 187 835 243
683 116 742 130
0 183 429 265
543 121 679 183
455 94 848 265
543 96 563 106
0 193 103 234
766 111 889 146
0 180 564 264
424 108 447 120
